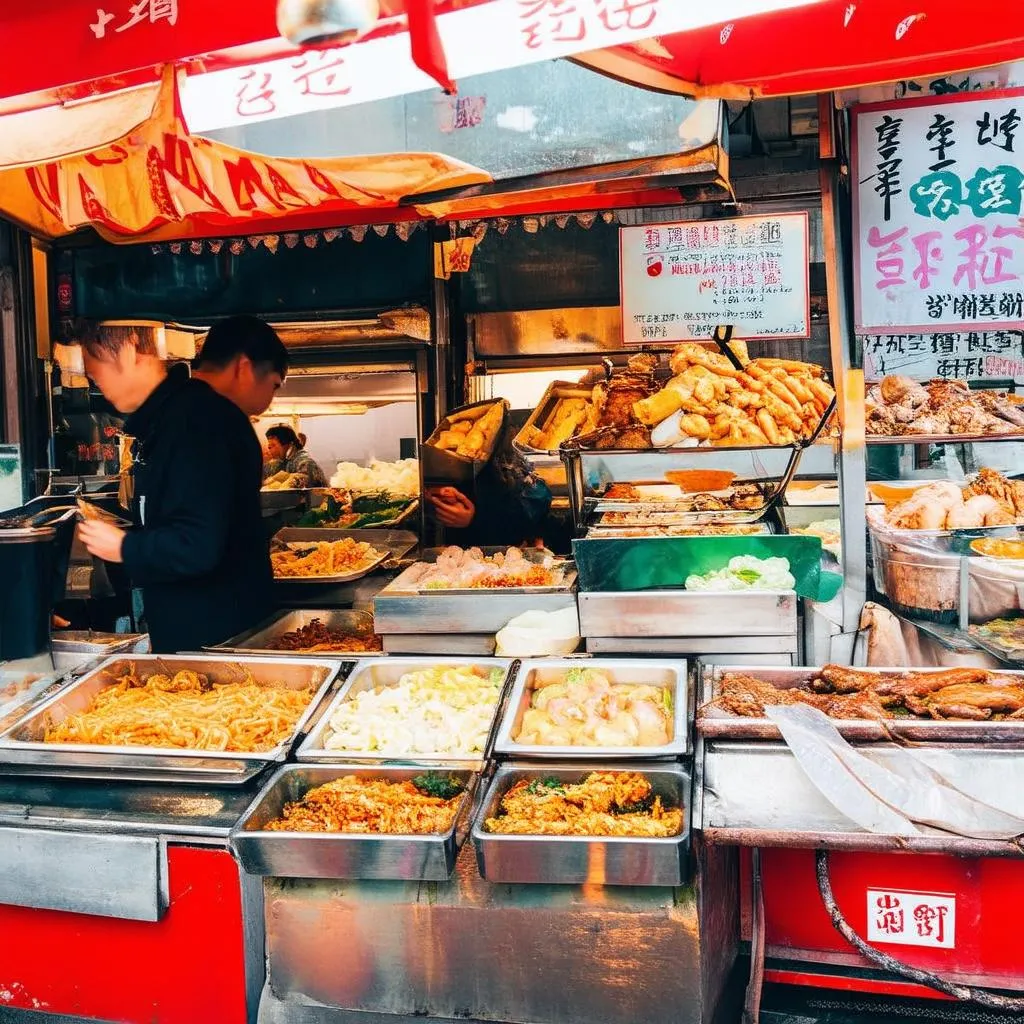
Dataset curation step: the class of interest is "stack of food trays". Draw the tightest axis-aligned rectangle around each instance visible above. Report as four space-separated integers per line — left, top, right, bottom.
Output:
230 658 515 881
0 654 341 785
373 546 578 655
471 658 692 887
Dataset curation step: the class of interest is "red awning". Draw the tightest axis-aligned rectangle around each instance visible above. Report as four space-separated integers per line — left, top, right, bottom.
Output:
575 1 1024 99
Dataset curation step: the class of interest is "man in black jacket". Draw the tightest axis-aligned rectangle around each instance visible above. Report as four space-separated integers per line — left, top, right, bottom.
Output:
77 323 273 653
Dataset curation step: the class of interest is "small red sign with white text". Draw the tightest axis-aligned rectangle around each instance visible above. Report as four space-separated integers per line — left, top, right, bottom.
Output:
866 888 956 949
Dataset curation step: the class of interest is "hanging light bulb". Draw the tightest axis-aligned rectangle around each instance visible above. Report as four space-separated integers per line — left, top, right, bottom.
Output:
277 0 380 47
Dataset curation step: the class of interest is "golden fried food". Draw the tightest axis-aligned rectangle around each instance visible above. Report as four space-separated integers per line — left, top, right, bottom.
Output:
266 775 463 834
535 397 592 449
44 669 314 751
704 666 1024 723
485 771 683 837
271 538 384 578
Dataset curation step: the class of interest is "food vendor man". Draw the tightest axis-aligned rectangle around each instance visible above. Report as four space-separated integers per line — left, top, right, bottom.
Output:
264 425 328 487
76 322 273 653
193 314 289 417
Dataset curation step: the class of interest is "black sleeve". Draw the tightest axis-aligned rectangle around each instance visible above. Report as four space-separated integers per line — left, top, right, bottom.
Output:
446 475 533 548
121 424 234 585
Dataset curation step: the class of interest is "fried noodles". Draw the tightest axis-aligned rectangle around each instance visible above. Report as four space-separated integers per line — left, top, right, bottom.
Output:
485 771 683 837
271 538 383 578
43 668 314 752
266 775 463 833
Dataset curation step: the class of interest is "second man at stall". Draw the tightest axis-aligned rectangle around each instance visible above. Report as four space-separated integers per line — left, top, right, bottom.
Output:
77 323 274 652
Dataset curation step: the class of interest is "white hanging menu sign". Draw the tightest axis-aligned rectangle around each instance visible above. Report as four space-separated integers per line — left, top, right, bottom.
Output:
854 89 1024 334
619 213 810 344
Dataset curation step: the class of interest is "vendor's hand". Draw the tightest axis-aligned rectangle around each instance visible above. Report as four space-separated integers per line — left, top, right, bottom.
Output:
79 520 126 563
427 487 476 529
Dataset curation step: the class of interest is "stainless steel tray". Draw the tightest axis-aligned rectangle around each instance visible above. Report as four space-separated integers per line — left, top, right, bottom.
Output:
698 664 1024 743
513 382 594 457
0 671 69 735
50 631 147 655
271 528 417 584
492 658 689 759
296 657 515 766
472 763 691 886
0 655 341 784
585 523 773 539
210 609 385 657
866 430 1024 445
383 547 576 596
230 763 480 880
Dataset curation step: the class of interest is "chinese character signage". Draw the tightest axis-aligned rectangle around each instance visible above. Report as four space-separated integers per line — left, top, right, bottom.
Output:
855 90 1024 333
865 889 956 950
619 213 810 344
181 0 818 133
863 329 1024 380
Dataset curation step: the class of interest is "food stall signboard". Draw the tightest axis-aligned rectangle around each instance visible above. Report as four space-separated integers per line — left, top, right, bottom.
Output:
619 212 810 344
862 329 1024 381
854 88 1024 334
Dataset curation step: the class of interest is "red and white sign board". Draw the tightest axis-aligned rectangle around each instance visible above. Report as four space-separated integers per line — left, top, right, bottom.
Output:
866 888 956 950
180 0 824 133
619 212 810 344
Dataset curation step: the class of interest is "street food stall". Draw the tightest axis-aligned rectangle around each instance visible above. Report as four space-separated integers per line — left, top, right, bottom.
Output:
3 3 1024 1023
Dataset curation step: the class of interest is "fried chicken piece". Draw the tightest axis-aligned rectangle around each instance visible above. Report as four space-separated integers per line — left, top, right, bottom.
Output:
813 665 897 693
872 667 988 699
626 353 659 375
976 390 1024 429
924 682 1024 714
925 703 992 721
715 674 806 717
816 690 892 721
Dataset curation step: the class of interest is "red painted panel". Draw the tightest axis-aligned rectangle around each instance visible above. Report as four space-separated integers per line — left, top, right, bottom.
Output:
0 845 249 1022
753 848 1024 989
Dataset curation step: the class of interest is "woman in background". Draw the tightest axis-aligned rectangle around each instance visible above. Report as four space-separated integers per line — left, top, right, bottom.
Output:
426 419 557 549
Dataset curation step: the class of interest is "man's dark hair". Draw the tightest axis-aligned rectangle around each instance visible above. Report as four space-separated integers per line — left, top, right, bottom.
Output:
196 316 288 379
76 318 158 359
266 425 300 449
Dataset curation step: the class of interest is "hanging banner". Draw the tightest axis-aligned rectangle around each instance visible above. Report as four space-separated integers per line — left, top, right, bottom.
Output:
180 0 822 133
861 329 1024 381
619 212 810 344
854 88 1024 334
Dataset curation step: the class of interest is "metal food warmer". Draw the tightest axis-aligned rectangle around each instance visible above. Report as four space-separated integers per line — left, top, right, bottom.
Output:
227 655 741 1024
373 548 578 655
0 650 335 1023
696 661 1024 1011
212 609 386 658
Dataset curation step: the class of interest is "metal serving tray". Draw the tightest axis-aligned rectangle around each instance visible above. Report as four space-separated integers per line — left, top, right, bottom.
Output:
296 657 515 766
384 547 577 596
230 763 480 880
210 609 385 657
0 655 341 784
698 664 1024 743
272 528 417 584
472 763 691 886
0 671 69 735
492 658 689 759
513 382 594 456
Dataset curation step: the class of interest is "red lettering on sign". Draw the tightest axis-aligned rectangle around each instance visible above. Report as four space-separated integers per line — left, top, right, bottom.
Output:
303 163 342 199
264 165 306 208
152 133 227 214
223 157 287 212
25 165 62 222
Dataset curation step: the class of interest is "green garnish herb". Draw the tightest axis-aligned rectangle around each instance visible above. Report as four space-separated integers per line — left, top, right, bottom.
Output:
735 569 762 584
412 773 464 800
526 777 565 796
